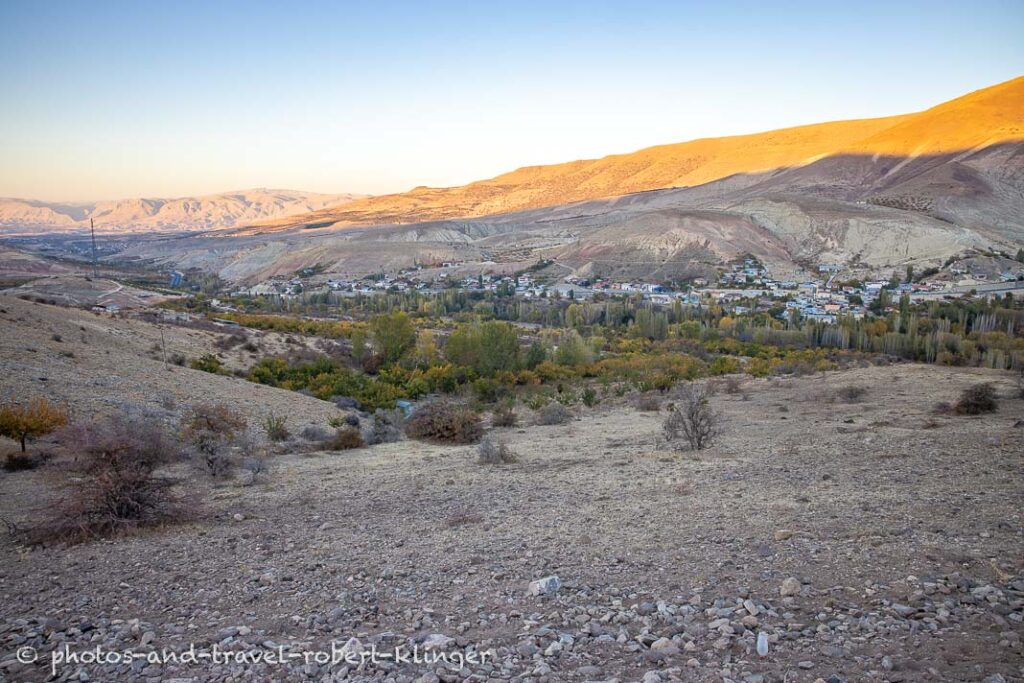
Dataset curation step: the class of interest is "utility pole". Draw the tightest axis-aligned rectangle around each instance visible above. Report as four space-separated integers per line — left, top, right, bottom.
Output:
89 218 99 279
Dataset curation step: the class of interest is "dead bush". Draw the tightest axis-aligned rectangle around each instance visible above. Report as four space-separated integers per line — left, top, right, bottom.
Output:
300 425 331 442
721 376 745 396
364 408 405 445
3 451 42 472
478 437 516 464
634 394 662 412
0 397 69 453
663 383 719 451
34 416 184 543
536 402 572 425
492 404 518 428
181 403 247 477
955 383 998 415
406 400 483 444
836 385 868 403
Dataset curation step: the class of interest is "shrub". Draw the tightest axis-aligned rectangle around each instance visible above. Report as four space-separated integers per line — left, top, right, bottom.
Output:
190 354 226 374
635 393 661 412
38 416 183 542
3 452 40 472
478 437 516 464
492 403 518 427
663 383 719 450
327 426 365 450
836 385 867 403
301 424 332 442
181 403 247 477
406 400 483 444
581 387 598 407
721 376 745 395
0 397 69 452
536 402 572 426
954 383 998 415
262 413 290 442
365 408 405 444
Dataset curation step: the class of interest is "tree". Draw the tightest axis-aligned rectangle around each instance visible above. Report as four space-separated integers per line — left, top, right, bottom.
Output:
369 311 416 366
1017 247 1024 263
445 321 520 375
524 340 546 369
0 397 69 452
663 384 719 450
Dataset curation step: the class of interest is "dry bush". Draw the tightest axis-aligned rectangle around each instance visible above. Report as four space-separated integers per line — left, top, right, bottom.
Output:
406 400 483 444
955 383 998 415
663 383 719 451
478 437 516 464
327 426 365 450
492 404 518 428
0 397 68 453
446 511 484 527
536 402 572 426
262 413 290 442
836 385 868 403
3 451 42 472
181 403 248 477
365 408 405 445
634 394 662 412
721 376 745 396
34 416 185 543
300 424 332 442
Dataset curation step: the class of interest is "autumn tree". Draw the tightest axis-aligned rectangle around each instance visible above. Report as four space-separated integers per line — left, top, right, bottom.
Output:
0 398 69 452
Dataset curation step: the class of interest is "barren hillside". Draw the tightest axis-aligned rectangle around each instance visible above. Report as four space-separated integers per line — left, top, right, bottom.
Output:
0 300 1021 682
255 76 1024 232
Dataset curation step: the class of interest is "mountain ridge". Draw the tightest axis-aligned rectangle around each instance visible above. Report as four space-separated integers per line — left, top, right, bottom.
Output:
0 189 367 235
250 76 1024 233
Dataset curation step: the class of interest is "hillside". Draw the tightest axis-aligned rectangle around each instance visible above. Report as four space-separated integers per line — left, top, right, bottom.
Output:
255 76 1024 232
0 189 367 235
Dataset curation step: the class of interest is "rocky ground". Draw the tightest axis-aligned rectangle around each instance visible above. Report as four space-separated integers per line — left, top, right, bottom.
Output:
0 301 1022 682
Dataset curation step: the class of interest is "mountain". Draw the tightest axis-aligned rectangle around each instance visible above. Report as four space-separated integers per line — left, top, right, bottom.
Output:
0 189 367 235
254 76 1024 233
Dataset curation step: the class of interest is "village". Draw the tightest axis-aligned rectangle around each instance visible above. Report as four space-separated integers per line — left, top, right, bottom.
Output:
210 254 1024 323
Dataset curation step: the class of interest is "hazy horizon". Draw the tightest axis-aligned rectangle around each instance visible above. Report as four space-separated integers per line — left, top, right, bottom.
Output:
2 0 1023 203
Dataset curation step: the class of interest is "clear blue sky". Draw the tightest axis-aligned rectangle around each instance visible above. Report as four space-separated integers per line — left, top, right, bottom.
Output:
1 0 1022 201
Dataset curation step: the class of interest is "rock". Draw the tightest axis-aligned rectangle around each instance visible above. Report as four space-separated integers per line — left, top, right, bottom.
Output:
422 633 455 650
780 577 802 596
757 631 769 657
576 665 602 677
650 637 675 651
774 529 794 541
528 576 562 596
232 513 245 522
743 599 760 616
798 660 814 669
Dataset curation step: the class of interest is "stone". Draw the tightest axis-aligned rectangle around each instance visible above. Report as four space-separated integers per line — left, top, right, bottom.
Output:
774 529 794 541
780 577 802 596
528 576 562 596
422 633 455 650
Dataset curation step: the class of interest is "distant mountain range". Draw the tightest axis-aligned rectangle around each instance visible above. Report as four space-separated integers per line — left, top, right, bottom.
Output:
0 189 366 234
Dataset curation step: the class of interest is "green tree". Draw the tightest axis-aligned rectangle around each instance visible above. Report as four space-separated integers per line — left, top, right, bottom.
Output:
445 321 520 375
524 340 546 369
369 311 416 366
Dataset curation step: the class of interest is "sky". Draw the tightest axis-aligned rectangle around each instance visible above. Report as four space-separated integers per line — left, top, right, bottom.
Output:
1 0 1022 202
